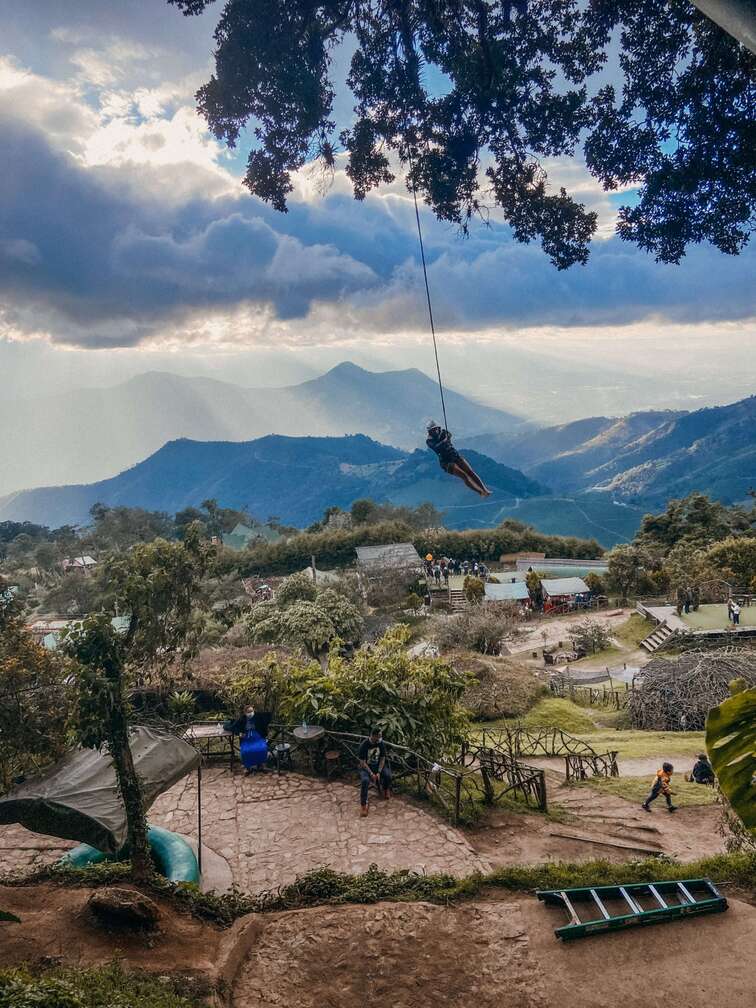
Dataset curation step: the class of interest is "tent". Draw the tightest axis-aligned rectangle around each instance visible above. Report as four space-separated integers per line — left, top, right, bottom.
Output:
0 726 199 854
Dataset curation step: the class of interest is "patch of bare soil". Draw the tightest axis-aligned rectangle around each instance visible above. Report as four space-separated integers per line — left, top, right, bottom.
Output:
232 901 549 1008
469 790 724 868
522 894 756 1008
0 882 223 982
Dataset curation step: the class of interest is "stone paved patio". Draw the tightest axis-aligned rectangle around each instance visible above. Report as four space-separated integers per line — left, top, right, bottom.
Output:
0 769 491 890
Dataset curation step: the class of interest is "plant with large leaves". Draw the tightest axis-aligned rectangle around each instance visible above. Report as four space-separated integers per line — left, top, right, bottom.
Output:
705 680 755 832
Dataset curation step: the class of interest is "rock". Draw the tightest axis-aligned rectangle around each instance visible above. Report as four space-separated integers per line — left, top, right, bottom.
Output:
88 887 160 929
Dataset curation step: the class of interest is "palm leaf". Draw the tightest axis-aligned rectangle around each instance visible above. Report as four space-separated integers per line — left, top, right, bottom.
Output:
705 686 756 830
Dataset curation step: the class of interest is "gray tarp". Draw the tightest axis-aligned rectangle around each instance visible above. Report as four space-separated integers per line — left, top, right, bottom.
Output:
0 726 199 853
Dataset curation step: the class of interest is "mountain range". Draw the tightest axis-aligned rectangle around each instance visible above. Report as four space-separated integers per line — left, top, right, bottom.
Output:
462 395 756 506
0 362 524 497
0 435 547 531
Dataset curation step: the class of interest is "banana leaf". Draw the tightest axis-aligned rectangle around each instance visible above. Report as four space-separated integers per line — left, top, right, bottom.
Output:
0 910 21 923
705 687 756 831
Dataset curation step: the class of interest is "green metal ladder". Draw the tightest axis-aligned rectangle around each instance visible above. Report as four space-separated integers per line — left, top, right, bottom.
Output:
537 878 728 940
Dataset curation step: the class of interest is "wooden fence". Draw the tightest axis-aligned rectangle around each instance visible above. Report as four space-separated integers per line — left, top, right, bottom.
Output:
267 724 548 823
564 751 620 783
472 724 598 759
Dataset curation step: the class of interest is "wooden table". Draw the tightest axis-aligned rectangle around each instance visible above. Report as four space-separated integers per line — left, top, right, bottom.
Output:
184 722 236 768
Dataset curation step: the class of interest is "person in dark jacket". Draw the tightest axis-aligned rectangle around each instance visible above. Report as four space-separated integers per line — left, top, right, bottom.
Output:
231 705 268 774
426 422 491 497
689 753 715 785
357 727 392 816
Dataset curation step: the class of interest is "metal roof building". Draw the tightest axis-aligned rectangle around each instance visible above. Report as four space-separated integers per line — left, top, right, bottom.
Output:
355 542 422 572
541 576 590 597
484 581 531 602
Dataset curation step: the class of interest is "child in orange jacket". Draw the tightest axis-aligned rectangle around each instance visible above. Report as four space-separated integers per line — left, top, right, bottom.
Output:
642 762 678 812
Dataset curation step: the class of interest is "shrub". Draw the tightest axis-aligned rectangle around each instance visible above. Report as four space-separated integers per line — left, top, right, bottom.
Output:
0 963 207 1008
463 575 485 605
568 618 612 655
431 605 518 656
459 656 546 720
278 625 472 758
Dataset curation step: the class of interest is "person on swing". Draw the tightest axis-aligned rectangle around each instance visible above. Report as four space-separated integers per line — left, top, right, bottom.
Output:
426 421 491 497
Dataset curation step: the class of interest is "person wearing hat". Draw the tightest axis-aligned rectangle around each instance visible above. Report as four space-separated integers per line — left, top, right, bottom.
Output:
425 421 491 497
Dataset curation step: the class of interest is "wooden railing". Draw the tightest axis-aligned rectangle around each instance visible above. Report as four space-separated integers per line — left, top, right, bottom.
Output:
565 751 619 784
549 676 630 710
267 724 548 823
472 724 598 758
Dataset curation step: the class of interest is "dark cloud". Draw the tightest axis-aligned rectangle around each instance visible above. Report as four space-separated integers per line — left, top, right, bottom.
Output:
1 109 754 349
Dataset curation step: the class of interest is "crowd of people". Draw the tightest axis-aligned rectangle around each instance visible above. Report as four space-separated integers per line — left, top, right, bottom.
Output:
423 553 490 587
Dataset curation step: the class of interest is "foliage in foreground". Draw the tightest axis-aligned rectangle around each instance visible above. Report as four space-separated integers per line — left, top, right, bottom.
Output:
706 683 756 831
0 963 206 1008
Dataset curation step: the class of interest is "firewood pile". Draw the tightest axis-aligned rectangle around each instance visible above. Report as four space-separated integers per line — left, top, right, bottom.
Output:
629 647 756 730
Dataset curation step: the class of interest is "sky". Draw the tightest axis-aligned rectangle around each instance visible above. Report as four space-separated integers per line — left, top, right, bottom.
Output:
1 0 754 425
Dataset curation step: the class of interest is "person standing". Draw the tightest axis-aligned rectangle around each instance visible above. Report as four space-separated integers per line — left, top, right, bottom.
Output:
732 601 741 625
442 564 450 587
358 727 392 816
642 762 677 812
433 563 442 587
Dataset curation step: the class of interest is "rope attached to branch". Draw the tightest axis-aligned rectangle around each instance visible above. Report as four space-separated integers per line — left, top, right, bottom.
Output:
412 184 448 431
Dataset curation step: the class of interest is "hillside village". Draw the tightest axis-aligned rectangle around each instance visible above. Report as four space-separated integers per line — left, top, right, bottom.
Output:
2 2 755 1007
1 489 755 1008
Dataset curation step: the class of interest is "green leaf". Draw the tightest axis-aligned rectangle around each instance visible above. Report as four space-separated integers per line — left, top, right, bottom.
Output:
706 687 756 831
0 909 21 923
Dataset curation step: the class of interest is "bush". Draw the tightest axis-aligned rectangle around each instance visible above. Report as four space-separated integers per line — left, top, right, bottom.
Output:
459 656 546 720
0 964 207 1008
463 575 485 605
568 618 612 655
278 625 472 758
431 605 518 656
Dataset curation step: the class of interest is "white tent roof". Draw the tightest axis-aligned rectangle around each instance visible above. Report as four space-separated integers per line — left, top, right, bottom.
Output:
541 576 590 595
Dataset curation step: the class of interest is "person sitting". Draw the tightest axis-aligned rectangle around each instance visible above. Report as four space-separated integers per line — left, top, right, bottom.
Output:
425 422 491 497
357 726 392 817
231 705 268 775
689 753 715 785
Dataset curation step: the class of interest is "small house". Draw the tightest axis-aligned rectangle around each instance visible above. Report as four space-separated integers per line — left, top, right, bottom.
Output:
355 542 422 576
484 581 531 607
540 576 591 612
62 555 97 575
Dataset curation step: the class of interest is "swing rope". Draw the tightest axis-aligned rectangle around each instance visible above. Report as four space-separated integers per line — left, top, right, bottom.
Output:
412 184 448 432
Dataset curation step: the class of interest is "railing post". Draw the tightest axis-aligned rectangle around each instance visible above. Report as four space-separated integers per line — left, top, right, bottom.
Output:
454 774 462 825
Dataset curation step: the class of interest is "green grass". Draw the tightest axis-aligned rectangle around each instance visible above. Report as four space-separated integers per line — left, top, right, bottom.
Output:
681 603 756 630
575 729 705 761
577 776 718 807
612 613 652 649
522 698 597 734
0 963 208 1008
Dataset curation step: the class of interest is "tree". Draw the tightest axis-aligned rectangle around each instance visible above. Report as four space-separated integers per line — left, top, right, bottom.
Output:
249 585 363 662
704 536 756 585
170 0 755 267
277 625 471 757
637 493 755 553
568 618 611 655
606 544 655 600
525 569 543 608
463 575 485 605
583 571 605 595
64 529 212 880
0 582 73 793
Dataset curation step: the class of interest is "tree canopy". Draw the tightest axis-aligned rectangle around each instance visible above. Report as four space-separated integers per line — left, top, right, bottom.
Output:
170 0 755 267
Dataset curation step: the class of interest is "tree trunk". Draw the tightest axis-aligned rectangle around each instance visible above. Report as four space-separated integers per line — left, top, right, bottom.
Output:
108 698 151 881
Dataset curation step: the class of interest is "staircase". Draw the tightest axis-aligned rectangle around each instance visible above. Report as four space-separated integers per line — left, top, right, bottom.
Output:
449 588 468 612
551 783 665 858
640 621 677 653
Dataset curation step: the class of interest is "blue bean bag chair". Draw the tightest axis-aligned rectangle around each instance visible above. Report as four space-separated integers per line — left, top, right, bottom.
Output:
240 729 268 770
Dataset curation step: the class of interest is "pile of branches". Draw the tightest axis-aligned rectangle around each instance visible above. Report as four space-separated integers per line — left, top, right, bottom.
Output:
630 647 756 731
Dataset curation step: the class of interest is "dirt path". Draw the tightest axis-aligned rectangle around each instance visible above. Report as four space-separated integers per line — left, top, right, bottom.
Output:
230 895 756 1008
510 609 632 656
469 778 724 868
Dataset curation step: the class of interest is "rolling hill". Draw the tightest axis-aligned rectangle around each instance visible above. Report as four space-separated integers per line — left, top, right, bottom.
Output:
0 362 525 497
461 395 756 506
0 435 548 530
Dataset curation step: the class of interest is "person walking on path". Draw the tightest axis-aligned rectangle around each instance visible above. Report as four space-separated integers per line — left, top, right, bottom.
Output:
358 727 392 816
642 762 678 812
